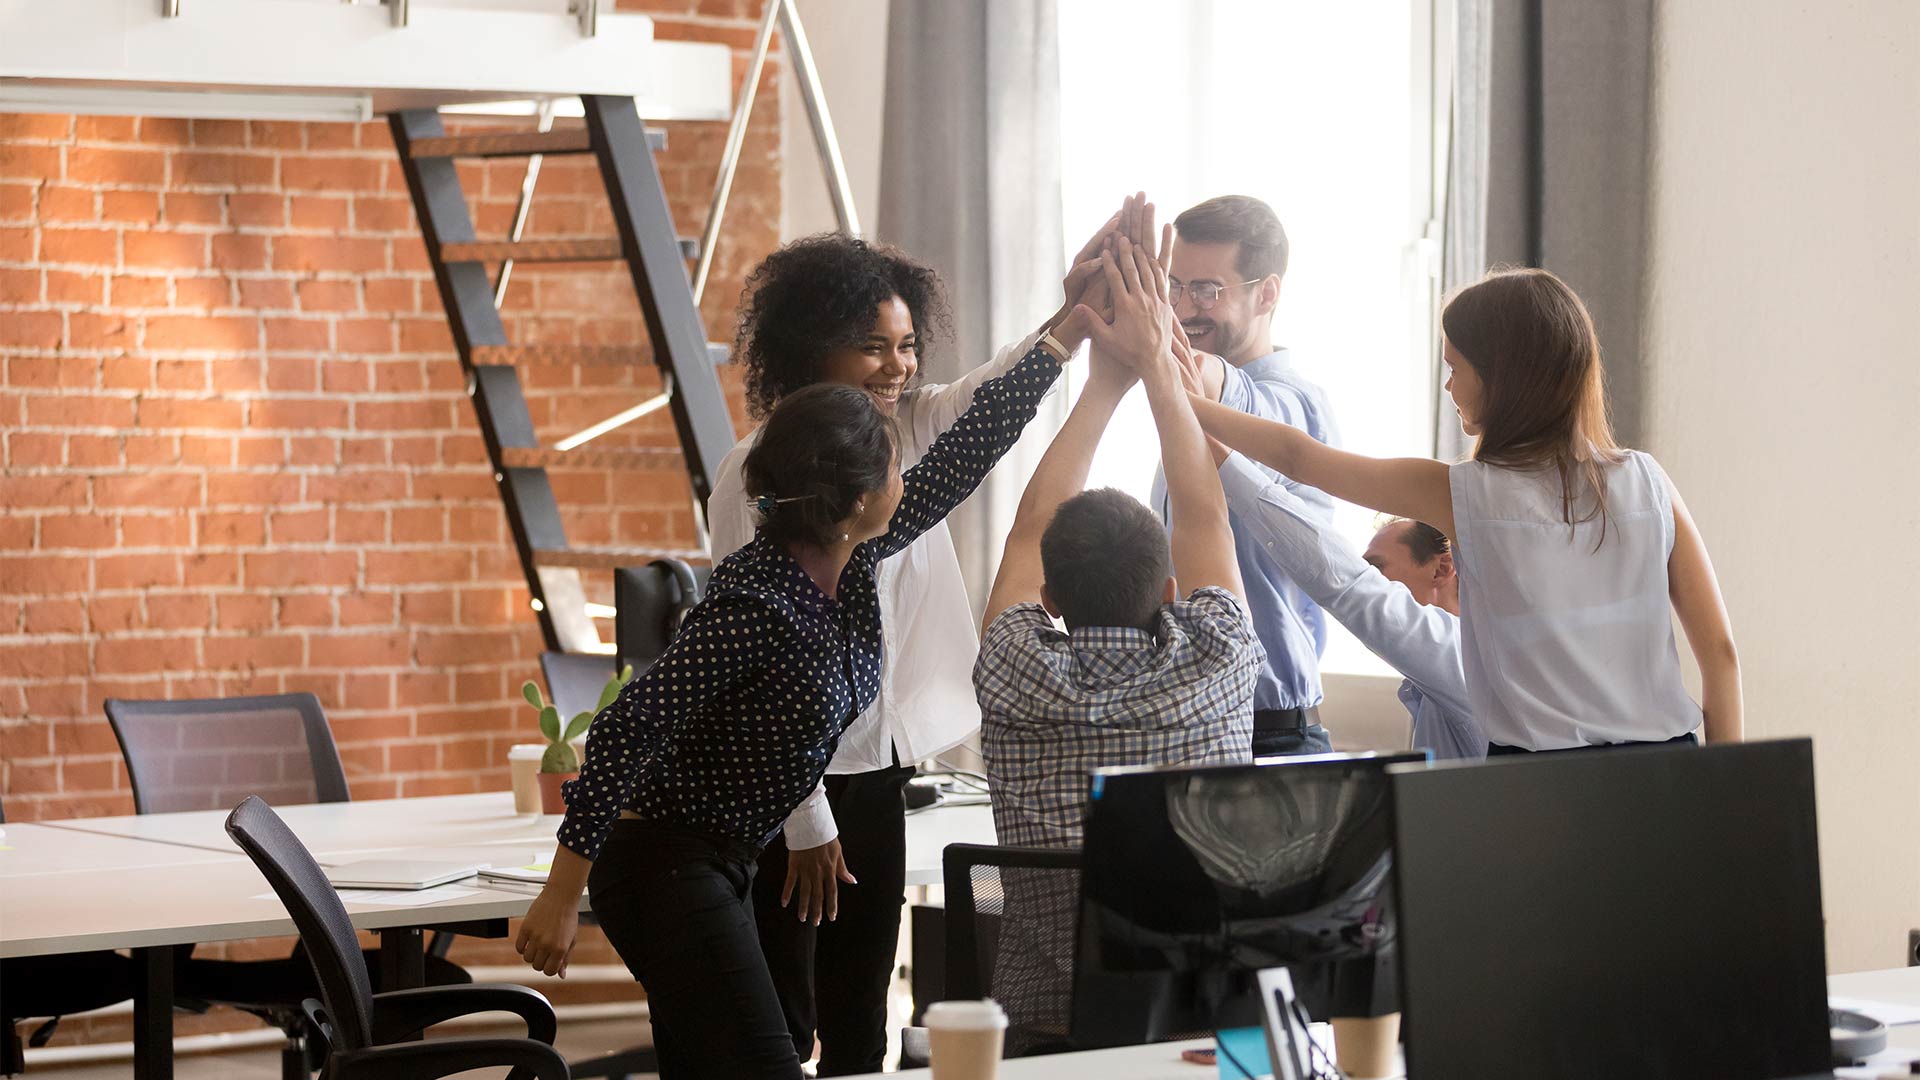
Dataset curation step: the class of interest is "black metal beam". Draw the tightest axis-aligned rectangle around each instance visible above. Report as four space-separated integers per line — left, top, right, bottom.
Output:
580 95 736 513
389 110 567 652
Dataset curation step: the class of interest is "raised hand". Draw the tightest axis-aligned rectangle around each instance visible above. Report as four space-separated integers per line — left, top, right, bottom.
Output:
1078 237 1174 376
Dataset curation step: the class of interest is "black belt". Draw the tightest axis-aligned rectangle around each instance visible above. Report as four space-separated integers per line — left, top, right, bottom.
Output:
1253 706 1321 736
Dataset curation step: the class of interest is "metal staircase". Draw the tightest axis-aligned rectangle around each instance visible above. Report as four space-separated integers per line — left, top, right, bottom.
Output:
388 95 733 659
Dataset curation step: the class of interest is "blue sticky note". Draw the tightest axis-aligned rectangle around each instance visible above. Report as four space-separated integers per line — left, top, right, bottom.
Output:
1215 1025 1270 1079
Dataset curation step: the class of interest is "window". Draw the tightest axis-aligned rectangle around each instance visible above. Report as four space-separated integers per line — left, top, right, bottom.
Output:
1057 0 1445 677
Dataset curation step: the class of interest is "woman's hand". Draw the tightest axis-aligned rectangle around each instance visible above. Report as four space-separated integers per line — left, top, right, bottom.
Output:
783 838 857 926
515 884 581 978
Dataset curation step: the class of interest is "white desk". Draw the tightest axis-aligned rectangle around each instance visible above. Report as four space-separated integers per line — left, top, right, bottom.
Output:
38 790 996 885
856 970 1920 1079
0 822 240 877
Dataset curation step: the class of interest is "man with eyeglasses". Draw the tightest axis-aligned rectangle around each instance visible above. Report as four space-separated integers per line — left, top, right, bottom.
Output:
1151 194 1342 756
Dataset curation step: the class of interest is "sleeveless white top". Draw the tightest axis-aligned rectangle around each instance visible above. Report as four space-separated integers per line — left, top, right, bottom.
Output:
1449 450 1702 750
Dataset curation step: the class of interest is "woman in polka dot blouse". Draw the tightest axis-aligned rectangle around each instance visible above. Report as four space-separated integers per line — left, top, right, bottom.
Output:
514 332 1075 1079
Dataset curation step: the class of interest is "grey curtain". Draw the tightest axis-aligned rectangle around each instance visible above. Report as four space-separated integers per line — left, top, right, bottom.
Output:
878 0 1065 608
1442 0 1656 455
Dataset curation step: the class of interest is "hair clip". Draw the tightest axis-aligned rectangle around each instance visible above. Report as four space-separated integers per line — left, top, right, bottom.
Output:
752 493 811 514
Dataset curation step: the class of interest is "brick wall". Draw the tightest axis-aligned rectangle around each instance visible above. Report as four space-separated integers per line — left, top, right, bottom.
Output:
0 1 783 823
0 0 784 1048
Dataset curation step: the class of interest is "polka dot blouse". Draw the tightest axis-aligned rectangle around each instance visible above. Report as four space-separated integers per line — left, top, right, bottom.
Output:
558 345 1063 860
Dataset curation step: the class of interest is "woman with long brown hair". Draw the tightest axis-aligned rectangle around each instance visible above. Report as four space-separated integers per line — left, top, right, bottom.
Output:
1181 267 1740 753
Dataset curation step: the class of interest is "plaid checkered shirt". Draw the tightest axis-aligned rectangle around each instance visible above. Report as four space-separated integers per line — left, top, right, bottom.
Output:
973 585 1261 1048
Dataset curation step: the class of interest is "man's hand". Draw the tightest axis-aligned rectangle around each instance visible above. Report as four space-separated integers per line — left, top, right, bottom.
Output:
1081 236 1175 377
515 885 581 978
782 838 856 926
1169 320 1226 401
1047 207 1124 337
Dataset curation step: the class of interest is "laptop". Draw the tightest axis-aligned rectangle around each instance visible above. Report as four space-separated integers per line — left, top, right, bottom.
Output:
323 859 484 890
1388 738 1835 1079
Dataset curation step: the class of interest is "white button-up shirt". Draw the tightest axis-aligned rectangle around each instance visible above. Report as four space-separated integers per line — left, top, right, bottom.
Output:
706 332 1040 848
1219 453 1484 761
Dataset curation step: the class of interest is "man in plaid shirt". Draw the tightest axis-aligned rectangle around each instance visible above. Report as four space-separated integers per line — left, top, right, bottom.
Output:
973 226 1261 1051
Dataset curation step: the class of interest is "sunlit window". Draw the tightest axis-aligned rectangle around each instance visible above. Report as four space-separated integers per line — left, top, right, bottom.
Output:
1057 0 1441 677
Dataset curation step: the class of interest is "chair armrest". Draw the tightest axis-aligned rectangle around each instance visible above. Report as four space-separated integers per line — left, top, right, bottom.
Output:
367 984 557 1046
332 1037 567 1080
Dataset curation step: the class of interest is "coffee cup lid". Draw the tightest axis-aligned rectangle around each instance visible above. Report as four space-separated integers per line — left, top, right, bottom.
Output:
923 999 1007 1030
509 745 546 760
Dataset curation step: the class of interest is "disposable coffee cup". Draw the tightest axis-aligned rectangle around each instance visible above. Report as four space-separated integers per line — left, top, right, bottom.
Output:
924 999 1007 1080
1332 1013 1401 1079
508 745 544 814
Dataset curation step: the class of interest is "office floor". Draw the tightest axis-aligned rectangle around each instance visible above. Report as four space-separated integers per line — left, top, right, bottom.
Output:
33 1017 654 1079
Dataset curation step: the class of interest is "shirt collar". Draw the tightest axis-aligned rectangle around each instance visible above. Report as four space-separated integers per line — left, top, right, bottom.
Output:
743 536 841 615
1239 347 1293 379
1066 623 1160 686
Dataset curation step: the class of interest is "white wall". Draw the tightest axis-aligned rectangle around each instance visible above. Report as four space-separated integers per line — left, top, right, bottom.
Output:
779 0 888 240
1645 0 1920 973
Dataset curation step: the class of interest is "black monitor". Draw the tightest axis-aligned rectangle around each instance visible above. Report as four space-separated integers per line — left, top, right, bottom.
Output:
1070 752 1424 1049
1389 738 1830 1080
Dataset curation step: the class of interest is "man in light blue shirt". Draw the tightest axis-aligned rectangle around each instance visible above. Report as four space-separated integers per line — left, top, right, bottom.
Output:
1217 451 1485 760
1152 195 1341 755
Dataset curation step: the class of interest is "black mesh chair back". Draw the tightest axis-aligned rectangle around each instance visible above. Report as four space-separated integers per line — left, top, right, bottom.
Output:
225 795 376 1052
539 652 617 722
941 843 1082 1000
106 693 348 814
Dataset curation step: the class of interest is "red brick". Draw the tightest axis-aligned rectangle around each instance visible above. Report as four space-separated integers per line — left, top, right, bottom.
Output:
110 274 170 306
204 633 303 672
0 266 38 302
122 514 193 547
164 192 227 226
199 510 267 546
209 356 263 392
0 474 85 507
0 554 88 595
146 592 212 630
336 318 394 354
276 594 333 627
75 115 138 141
295 279 358 312
94 635 198 675
210 233 269 270
263 355 317 392
355 399 449 431
0 182 32 221
38 185 95 222
99 190 162 224
6 356 89 389
0 114 72 139
248 122 304 150
363 276 416 313
309 631 411 669
217 593 275 630
250 396 348 430
94 552 183 590
178 434 235 466
337 591 395 626
23 598 87 635
137 397 245 429
0 311 61 349
352 196 415 233
307 471 407 503
238 277 296 308
273 236 386 273
138 314 256 352
173 276 232 309
68 311 133 351
341 676 394 712
124 231 206 270
68 433 126 467
41 513 114 548
0 225 35 260
190 119 250 147
391 507 445 543
40 227 117 265
281 155 380 192
269 508 329 543
153 358 208 392
94 472 199 509
123 432 179 465
367 549 470 585
7 430 63 466
286 435 334 466
264 317 329 352
26 394 135 427
229 193 287 227
45 269 105 304
290 195 351 230
335 508 386 544
181 551 241 587
67 146 169 187
245 551 357 589
172 151 276 188
207 473 300 506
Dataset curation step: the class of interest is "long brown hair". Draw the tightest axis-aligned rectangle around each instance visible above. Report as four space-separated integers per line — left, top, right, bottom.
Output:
1441 267 1624 541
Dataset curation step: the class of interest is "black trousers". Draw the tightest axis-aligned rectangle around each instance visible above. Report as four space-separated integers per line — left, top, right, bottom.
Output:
589 819 803 1080
1487 731 1700 756
752 765 914 1076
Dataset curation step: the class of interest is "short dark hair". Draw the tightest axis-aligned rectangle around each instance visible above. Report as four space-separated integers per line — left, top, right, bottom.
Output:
1392 519 1452 563
1039 489 1171 631
733 233 952 419
1172 195 1289 282
742 384 896 548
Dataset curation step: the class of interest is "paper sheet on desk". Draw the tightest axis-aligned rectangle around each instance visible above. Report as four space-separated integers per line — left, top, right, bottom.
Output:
1831 996 1920 1027
252 885 482 907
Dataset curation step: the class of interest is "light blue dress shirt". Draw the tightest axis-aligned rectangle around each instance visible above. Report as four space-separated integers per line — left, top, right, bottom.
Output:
1219 453 1486 760
1153 348 1339 712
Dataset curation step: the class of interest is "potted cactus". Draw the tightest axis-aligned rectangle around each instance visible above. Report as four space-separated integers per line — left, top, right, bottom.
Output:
521 665 632 814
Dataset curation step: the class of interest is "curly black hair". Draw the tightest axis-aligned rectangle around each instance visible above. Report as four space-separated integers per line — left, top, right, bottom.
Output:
733 233 953 419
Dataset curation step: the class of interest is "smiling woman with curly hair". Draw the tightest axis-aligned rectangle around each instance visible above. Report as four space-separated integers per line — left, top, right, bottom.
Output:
703 220 1119 1076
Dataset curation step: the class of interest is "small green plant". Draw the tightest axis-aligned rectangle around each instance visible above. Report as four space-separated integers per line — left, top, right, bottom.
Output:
521 665 634 774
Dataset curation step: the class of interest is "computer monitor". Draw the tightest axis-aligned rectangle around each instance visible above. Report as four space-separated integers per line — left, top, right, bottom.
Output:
1389 738 1830 1080
1070 752 1424 1049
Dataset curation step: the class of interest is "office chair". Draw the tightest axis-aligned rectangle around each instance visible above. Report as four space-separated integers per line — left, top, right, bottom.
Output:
225 796 567 1080
539 652 617 723
929 843 1082 1061
103 693 470 1080
0 801 137 1076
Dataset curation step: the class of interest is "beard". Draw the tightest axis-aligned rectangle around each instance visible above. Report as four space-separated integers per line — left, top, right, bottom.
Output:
1181 316 1252 362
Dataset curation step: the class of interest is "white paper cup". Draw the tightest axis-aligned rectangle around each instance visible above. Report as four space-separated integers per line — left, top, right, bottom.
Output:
924 1000 1007 1080
508 744 544 814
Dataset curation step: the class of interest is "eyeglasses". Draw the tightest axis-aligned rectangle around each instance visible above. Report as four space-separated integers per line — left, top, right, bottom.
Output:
1168 278 1261 309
